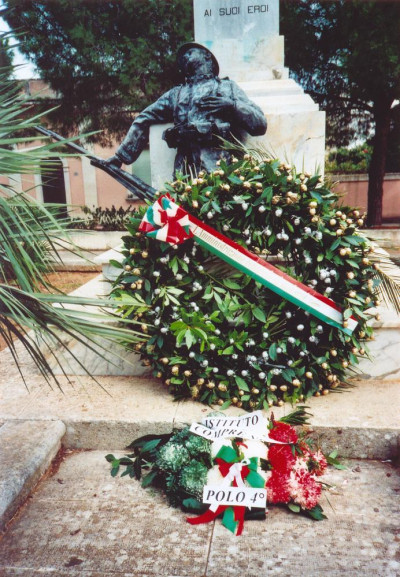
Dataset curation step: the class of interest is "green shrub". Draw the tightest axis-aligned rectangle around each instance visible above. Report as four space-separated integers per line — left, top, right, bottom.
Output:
69 205 135 231
326 143 372 174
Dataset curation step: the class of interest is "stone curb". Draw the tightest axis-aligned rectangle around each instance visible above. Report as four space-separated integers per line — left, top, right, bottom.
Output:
0 420 66 532
53 250 102 272
61 418 400 461
303 425 400 461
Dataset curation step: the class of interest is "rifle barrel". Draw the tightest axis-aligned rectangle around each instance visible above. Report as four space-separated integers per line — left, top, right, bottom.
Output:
35 126 90 156
34 125 156 202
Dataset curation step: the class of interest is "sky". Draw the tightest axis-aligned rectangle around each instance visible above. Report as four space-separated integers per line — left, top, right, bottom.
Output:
1 14 37 78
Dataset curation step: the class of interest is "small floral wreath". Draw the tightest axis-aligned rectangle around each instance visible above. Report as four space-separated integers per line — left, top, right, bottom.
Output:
111 153 378 410
106 409 341 533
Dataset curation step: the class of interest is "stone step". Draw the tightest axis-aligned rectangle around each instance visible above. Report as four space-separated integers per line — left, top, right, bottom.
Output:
1 268 398 457
252 93 319 114
0 420 66 532
366 228 400 250
1 335 399 459
0 450 399 576
53 250 102 272
58 231 125 252
239 78 305 95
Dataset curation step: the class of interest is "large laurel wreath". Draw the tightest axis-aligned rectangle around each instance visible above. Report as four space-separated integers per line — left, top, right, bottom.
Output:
111 152 382 410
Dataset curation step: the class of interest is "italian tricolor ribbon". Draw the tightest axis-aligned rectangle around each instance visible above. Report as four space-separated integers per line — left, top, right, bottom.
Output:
139 194 358 334
187 445 266 535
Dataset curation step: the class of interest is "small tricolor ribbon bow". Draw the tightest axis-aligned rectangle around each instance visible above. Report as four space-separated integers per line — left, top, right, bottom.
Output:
139 193 193 244
187 444 266 536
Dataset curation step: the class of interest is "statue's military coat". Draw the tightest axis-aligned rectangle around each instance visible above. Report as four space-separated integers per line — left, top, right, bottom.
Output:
116 76 267 175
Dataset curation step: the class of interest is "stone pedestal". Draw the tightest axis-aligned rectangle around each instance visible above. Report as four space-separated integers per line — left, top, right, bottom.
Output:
240 78 325 175
150 0 325 189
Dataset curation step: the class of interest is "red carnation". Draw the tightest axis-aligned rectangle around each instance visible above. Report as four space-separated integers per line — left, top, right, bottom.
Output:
289 469 322 510
268 421 298 473
300 447 328 477
307 450 328 477
266 471 291 504
268 444 296 473
269 421 298 444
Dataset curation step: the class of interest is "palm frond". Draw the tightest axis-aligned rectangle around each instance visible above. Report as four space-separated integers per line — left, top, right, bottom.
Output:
0 58 150 388
0 192 89 292
364 240 400 315
278 406 313 426
0 285 149 390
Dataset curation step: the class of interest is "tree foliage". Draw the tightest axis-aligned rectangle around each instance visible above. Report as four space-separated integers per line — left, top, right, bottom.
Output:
1 0 193 144
0 34 13 71
3 0 400 224
281 0 400 226
281 0 400 146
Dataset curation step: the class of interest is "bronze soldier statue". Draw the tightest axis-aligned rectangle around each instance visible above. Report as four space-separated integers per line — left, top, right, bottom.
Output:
105 43 267 176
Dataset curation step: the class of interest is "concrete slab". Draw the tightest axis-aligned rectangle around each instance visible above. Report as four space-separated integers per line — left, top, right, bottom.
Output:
43 337 153 377
0 450 213 576
356 328 400 379
0 420 66 531
0 451 399 577
207 459 400 577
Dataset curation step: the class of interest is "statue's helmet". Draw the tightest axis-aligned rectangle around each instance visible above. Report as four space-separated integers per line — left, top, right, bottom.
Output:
177 42 219 76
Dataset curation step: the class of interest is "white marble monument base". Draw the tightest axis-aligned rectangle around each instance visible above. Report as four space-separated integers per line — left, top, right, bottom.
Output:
211 37 289 83
242 78 325 175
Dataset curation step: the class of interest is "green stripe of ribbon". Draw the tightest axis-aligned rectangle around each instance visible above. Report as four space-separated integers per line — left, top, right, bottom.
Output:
216 445 238 463
222 507 238 533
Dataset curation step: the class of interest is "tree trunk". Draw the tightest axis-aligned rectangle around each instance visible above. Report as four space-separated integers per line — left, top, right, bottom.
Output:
367 99 393 227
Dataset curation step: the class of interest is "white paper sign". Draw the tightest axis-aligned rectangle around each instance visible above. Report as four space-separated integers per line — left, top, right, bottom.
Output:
203 485 267 509
201 410 266 431
189 422 266 441
189 413 289 443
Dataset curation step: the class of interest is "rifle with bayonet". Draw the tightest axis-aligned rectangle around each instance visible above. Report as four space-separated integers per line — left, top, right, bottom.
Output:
35 126 156 203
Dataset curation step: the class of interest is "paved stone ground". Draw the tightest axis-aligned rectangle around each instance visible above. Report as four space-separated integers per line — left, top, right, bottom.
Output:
0 451 399 577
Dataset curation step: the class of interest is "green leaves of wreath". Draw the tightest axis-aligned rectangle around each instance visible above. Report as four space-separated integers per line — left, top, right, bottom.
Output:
111 152 384 411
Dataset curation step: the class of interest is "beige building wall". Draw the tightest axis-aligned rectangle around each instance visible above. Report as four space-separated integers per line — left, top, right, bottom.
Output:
2 145 400 222
333 174 400 221
21 173 37 199
68 157 86 208
92 144 131 209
